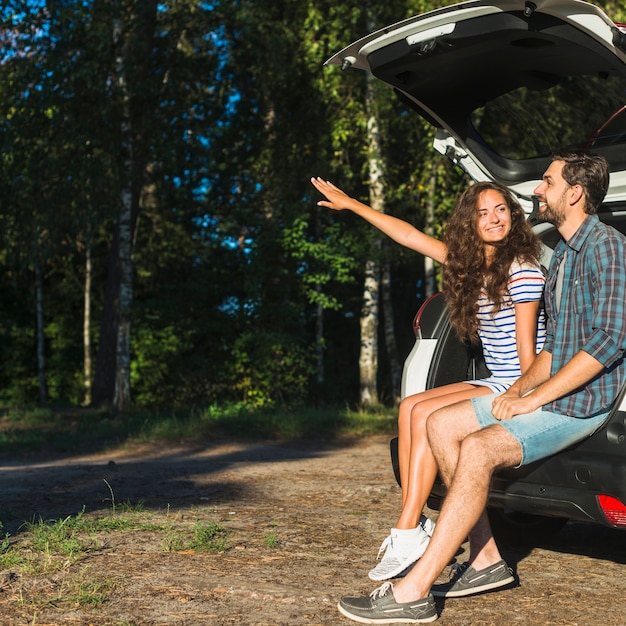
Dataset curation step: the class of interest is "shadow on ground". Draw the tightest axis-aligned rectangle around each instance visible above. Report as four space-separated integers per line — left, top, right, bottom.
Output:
0 436 363 535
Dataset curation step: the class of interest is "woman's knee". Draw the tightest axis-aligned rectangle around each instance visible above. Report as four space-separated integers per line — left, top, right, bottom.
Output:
408 407 431 444
398 395 419 430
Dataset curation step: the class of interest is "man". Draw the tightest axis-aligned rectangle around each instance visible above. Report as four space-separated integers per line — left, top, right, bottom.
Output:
338 149 626 624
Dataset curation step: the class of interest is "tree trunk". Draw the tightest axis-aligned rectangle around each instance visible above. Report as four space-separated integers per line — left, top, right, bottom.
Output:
315 287 324 385
113 189 133 412
359 258 380 406
111 14 134 413
93 3 157 410
358 54 387 406
34 256 47 405
92 231 120 407
83 236 92 405
381 261 401 403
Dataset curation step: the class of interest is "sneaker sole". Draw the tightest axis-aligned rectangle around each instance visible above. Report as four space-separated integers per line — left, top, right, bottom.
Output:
337 601 438 624
431 572 515 598
368 539 431 581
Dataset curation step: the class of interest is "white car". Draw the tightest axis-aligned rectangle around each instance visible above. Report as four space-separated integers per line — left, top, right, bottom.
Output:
328 0 626 539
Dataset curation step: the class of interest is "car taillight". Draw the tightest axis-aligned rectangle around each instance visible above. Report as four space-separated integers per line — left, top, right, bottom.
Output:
597 494 626 526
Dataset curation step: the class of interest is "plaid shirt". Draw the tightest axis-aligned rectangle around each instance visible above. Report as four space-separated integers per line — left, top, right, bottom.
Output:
543 215 626 417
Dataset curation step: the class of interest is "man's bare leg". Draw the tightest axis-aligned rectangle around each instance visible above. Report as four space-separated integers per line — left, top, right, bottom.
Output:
428 399 504 571
390 400 522 603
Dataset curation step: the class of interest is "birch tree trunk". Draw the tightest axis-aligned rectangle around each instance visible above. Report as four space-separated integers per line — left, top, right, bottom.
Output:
91 1 158 410
359 63 385 406
359 256 380 406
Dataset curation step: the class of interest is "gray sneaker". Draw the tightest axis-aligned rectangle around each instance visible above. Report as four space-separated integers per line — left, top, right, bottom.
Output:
338 582 438 624
430 560 515 598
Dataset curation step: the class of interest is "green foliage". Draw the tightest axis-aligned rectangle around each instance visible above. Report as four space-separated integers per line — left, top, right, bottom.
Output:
229 332 316 408
130 320 189 406
0 0 506 411
282 215 360 310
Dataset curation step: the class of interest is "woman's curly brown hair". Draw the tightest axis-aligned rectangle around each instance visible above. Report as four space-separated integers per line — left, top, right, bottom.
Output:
442 182 541 344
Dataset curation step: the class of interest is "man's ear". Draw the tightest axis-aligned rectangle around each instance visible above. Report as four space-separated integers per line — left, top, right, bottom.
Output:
569 184 584 206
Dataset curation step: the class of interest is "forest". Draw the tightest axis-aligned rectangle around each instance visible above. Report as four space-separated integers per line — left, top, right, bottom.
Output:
1 0 625 413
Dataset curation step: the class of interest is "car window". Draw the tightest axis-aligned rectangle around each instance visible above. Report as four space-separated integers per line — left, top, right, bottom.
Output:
471 75 626 159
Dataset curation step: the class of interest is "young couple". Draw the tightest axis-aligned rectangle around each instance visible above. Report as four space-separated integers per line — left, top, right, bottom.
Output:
312 149 626 623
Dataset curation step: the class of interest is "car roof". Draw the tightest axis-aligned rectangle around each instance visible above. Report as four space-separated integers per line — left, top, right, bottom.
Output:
326 0 626 204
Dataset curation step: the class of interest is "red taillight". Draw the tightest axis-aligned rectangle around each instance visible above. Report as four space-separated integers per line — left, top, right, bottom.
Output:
598 494 626 526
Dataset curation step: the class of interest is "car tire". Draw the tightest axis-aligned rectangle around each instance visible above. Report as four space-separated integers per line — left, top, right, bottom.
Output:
487 507 568 545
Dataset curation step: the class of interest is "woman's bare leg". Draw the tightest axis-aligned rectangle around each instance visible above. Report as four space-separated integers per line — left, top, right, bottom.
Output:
397 395 417 505
396 384 491 529
368 384 494 581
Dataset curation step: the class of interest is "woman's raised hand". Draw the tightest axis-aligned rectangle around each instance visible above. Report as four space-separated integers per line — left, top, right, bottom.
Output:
310 177 354 211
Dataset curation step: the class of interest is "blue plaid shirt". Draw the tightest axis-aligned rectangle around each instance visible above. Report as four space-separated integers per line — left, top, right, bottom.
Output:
543 215 626 417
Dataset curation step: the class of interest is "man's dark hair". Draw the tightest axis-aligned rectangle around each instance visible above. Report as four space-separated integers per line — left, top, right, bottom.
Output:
551 149 610 214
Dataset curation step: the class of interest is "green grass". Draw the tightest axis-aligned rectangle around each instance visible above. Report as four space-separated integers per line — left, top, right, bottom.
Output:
0 504 231 612
263 531 279 548
0 502 169 577
0 403 397 457
0 402 399 620
0 403 396 616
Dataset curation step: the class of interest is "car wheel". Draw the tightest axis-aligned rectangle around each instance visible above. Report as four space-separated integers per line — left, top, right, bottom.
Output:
487 507 568 544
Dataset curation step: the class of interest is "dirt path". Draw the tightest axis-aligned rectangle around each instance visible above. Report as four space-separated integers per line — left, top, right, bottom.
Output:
0 434 624 625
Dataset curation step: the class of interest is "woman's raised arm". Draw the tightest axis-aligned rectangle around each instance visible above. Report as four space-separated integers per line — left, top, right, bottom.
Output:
311 177 447 264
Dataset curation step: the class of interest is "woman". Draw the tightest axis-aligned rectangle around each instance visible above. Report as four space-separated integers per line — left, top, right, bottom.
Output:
310 176 546 580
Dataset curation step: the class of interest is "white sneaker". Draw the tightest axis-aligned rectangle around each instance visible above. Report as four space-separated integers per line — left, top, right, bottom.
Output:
420 515 435 537
368 515 435 581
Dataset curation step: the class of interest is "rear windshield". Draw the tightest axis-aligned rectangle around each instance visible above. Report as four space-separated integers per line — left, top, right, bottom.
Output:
471 74 626 159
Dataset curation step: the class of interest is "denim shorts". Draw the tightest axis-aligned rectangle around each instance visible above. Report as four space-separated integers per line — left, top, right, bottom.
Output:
471 394 609 467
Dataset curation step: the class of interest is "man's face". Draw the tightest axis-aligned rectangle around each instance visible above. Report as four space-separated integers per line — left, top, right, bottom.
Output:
533 160 571 227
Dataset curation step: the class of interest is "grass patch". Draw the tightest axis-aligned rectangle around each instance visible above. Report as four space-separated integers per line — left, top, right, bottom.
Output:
263 531 279 548
60 572 120 607
0 403 397 457
0 503 167 577
134 403 396 442
0 505 230 613
162 520 229 553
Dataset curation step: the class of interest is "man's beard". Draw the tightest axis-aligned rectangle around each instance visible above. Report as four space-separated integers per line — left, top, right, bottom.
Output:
542 203 566 227
541 189 569 227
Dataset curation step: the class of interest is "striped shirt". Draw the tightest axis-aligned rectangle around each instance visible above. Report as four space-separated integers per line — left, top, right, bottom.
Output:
468 261 546 393
543 215 626 417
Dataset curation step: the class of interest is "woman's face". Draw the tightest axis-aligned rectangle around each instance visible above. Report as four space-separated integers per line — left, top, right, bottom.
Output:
475 189 512 245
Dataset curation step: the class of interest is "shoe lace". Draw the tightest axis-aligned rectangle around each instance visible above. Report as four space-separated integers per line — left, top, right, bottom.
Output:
376 535 393 560
370 582 393 600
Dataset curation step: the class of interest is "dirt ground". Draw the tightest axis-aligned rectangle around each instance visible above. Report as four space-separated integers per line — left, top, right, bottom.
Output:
0 433 625 625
